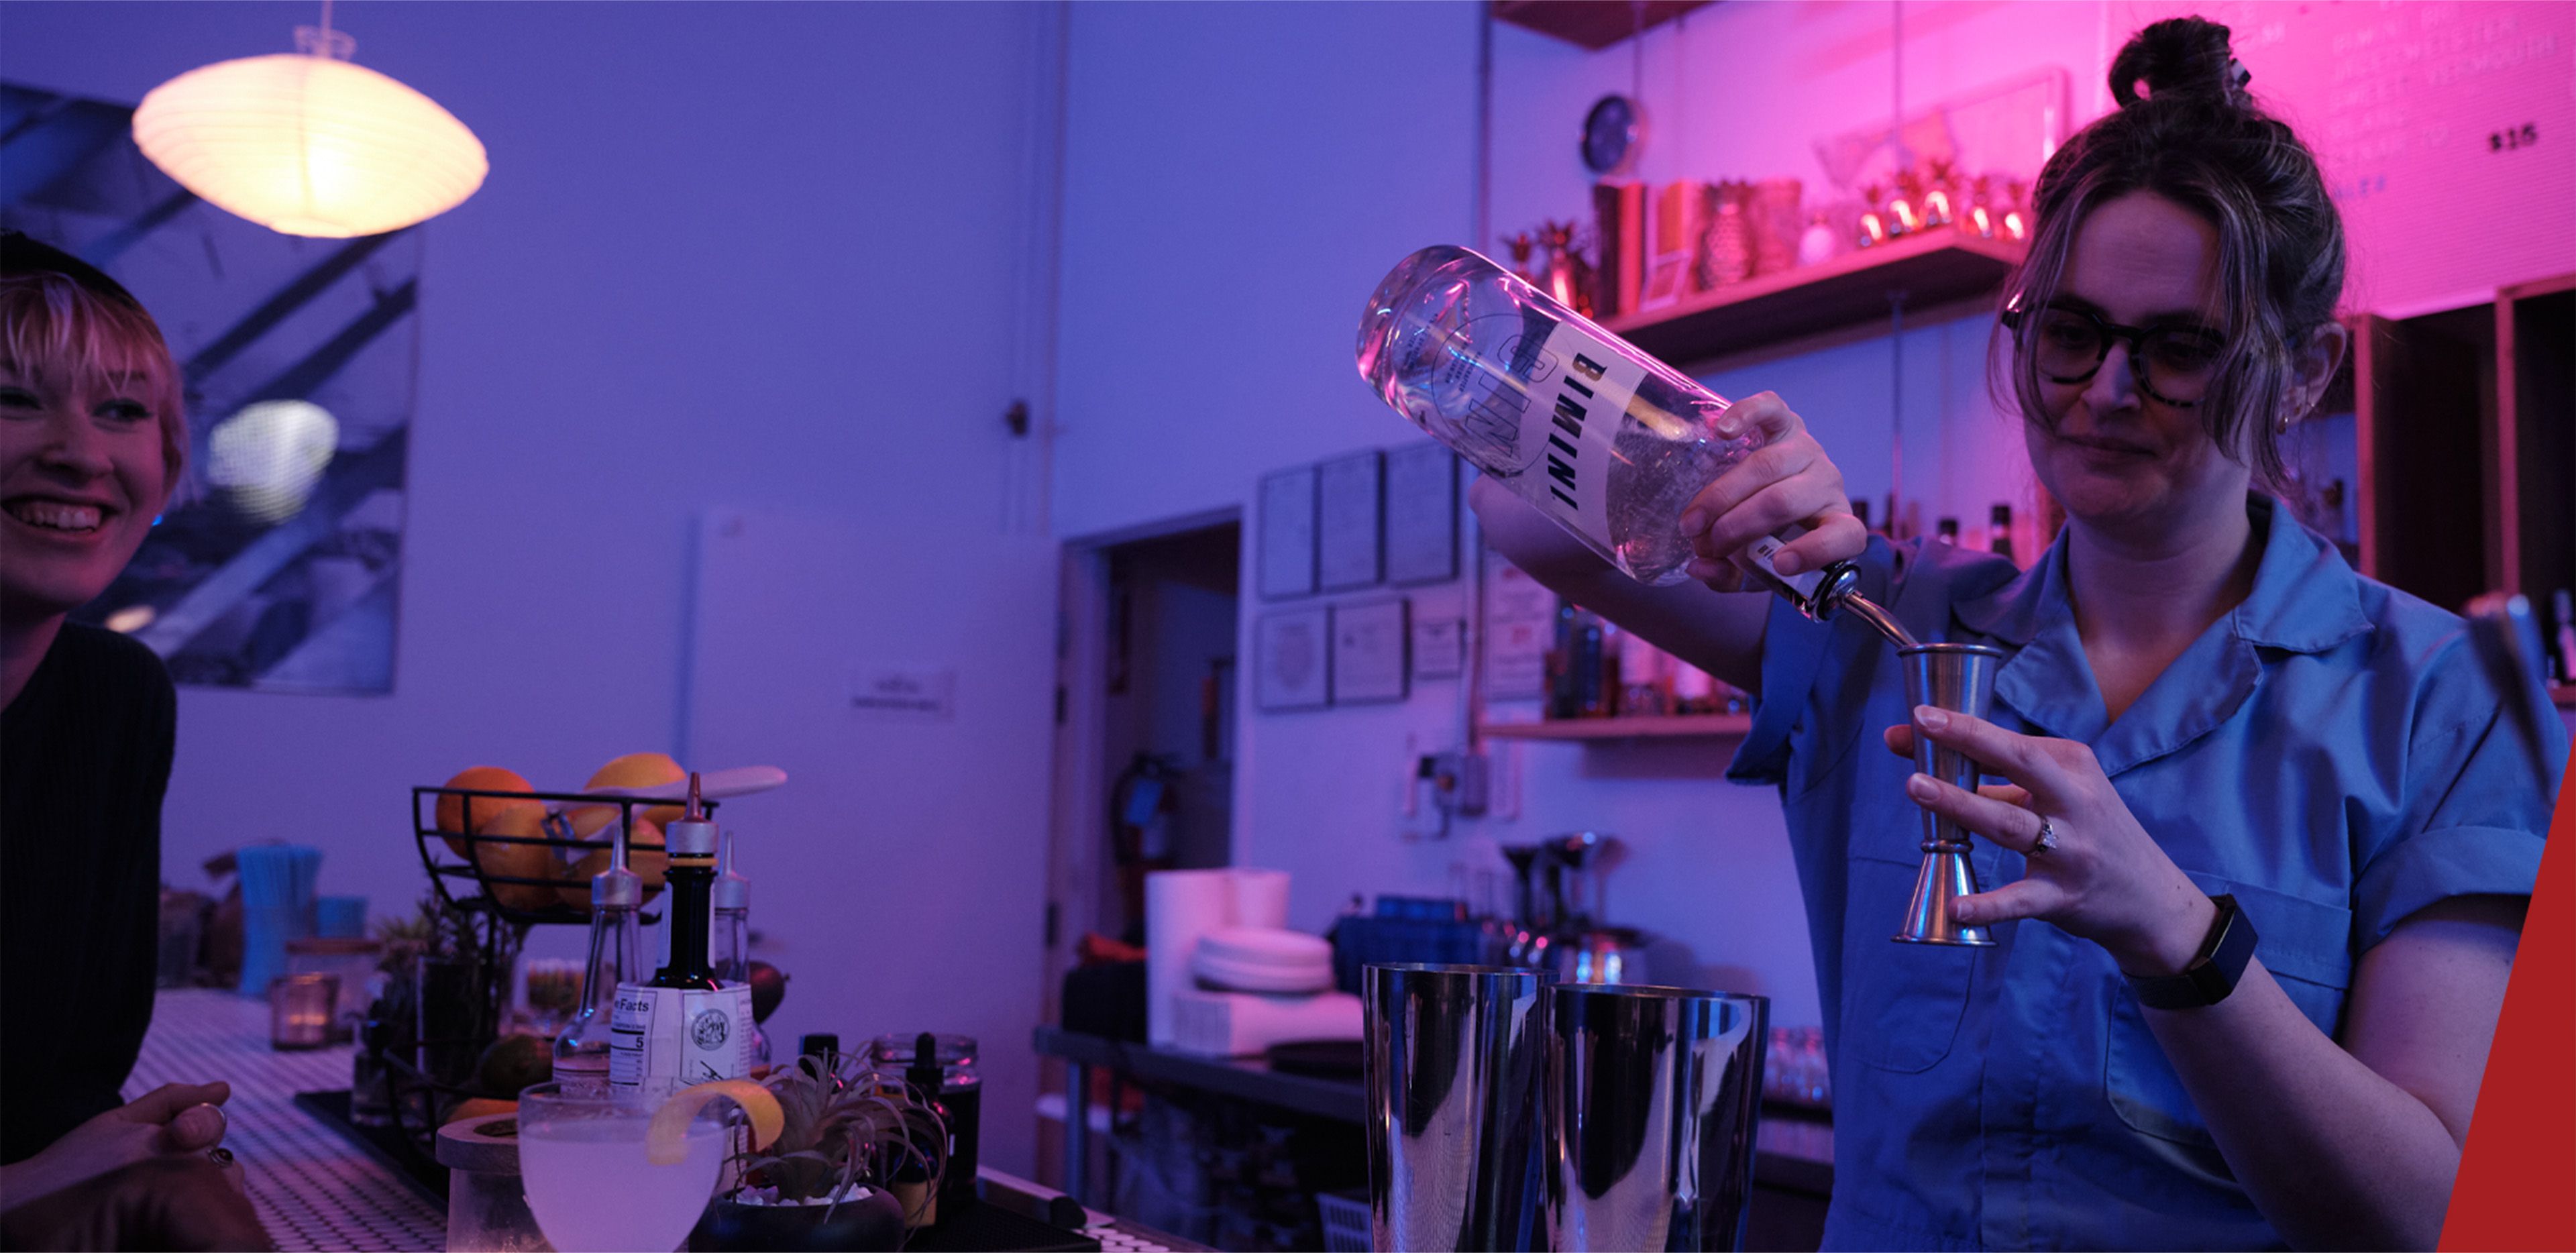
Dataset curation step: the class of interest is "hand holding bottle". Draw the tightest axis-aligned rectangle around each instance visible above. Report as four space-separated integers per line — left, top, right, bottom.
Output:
1676 392 1868 594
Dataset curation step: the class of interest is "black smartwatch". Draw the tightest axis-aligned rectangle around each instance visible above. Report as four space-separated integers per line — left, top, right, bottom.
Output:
2126 893 2258 1010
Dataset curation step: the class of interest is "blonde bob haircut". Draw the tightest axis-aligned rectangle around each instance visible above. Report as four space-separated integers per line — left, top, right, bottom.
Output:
0 269 191 491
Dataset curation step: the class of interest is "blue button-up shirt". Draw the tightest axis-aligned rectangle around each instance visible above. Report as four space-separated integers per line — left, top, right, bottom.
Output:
1730 496 2560 1250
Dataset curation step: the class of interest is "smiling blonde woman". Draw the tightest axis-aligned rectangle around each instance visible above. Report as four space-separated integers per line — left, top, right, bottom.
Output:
0 231 262 1250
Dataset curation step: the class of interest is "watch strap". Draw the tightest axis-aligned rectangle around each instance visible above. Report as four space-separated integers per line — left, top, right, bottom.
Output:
2127 893 2257 1010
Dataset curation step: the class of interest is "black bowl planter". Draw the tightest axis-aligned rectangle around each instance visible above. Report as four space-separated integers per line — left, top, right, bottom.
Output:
690 1190 907 1252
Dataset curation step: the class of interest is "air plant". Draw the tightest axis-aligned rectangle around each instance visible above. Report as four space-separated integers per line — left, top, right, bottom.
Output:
727 1050 949 1224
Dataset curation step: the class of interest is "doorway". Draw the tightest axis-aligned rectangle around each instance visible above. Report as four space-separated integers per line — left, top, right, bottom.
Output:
1040 513 1241 1003
1091 521 1241 942
1038 512 1241 1187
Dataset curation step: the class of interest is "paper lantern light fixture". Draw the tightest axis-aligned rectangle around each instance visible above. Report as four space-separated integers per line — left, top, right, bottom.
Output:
133 21 486 239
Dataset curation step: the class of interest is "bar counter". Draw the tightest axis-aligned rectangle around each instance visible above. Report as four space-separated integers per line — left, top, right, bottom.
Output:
121 991 1198 1252
1034 1024 1834 1245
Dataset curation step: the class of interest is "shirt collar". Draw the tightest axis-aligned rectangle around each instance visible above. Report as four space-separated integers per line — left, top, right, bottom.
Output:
1951 494 2371 656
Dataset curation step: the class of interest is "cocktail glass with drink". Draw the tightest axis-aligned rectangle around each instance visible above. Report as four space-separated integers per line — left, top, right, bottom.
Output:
517 1082 727 1252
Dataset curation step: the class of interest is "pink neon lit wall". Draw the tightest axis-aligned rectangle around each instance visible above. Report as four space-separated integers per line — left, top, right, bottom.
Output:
2121 0 2576 315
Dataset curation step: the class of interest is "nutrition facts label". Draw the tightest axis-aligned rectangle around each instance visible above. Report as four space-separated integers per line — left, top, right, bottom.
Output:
608 982 755 1090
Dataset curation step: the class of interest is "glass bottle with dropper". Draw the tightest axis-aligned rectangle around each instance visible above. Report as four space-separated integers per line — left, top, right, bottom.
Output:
552 812 643 1095
710 829 768 1067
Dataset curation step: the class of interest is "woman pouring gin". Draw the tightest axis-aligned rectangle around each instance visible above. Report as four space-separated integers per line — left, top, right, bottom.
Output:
1467 19 2558 1251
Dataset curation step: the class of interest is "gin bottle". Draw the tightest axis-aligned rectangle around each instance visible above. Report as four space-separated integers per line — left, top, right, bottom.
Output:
1356 246 1860 618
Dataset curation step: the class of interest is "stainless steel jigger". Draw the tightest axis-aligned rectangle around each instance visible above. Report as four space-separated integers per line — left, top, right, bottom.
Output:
1896 643 2008 946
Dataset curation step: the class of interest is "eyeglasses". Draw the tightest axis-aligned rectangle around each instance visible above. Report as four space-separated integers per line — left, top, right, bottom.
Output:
2002 302 2227 407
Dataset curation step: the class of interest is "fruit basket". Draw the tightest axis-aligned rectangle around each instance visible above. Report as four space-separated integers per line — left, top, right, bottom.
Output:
409 783 707 927
359 783 710 1185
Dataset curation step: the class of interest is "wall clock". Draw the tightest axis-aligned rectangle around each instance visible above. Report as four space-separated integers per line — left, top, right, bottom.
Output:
1582 94 1643 175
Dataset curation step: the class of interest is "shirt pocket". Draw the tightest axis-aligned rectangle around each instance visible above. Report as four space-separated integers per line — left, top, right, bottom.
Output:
2104 881 2355 1145
1841 855 1979 1073
1784 706 1865 803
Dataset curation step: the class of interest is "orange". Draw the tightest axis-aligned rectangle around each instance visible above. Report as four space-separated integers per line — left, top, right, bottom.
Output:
587 752 687 828
434 766 540 859
558 847 608 910
647 1080 782 1164
444 1097 517 1126
553 818 666 907
563 807 667 890
473 806 569 912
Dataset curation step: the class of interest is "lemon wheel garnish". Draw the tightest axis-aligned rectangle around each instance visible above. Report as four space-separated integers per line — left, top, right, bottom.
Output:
646 1079 782 1165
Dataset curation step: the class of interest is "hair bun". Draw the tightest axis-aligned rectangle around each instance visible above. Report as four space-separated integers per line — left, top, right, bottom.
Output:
2109 16 2247 109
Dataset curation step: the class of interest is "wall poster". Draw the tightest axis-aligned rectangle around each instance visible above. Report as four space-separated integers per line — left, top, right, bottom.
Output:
3 81 413 693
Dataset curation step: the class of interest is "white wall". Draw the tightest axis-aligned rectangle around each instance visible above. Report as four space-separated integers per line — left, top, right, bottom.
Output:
1055 1 2116 1030
2 0 1061 1171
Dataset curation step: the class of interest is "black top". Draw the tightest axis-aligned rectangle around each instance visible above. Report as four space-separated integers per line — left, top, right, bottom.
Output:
1 624 175 1164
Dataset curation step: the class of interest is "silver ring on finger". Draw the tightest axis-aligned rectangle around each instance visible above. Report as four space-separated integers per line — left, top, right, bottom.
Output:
2031 816 2060 854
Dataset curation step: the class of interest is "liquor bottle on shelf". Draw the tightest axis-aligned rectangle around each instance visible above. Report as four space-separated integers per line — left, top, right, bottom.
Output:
1672 661 1717 715
1358 246 1863 621
1617 628 1670 716
1548 600 1580 720
1990 503 2017 565
1576 613 1609 718
1850 498 1874 537
609 775 754 1091
553 820 643 1094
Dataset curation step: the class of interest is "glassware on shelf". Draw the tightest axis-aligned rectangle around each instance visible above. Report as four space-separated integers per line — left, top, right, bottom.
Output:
1748 178 1805 277
1857 184 1890 249
1762 1026 1833 1107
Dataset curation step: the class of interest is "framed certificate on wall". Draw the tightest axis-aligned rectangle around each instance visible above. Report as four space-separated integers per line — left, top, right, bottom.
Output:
1483 547 1555 700
1330 598 1409 704
1254 606 1332 711
1316 450 1385 592
1412 614 1464 681
1383 443 1459 586
1257 466 1318 600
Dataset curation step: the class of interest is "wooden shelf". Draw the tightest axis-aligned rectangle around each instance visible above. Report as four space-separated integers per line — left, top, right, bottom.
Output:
1493 0 1715 50
1606 225 2026 369
1482 714 1752 741
2355 272 2573 612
